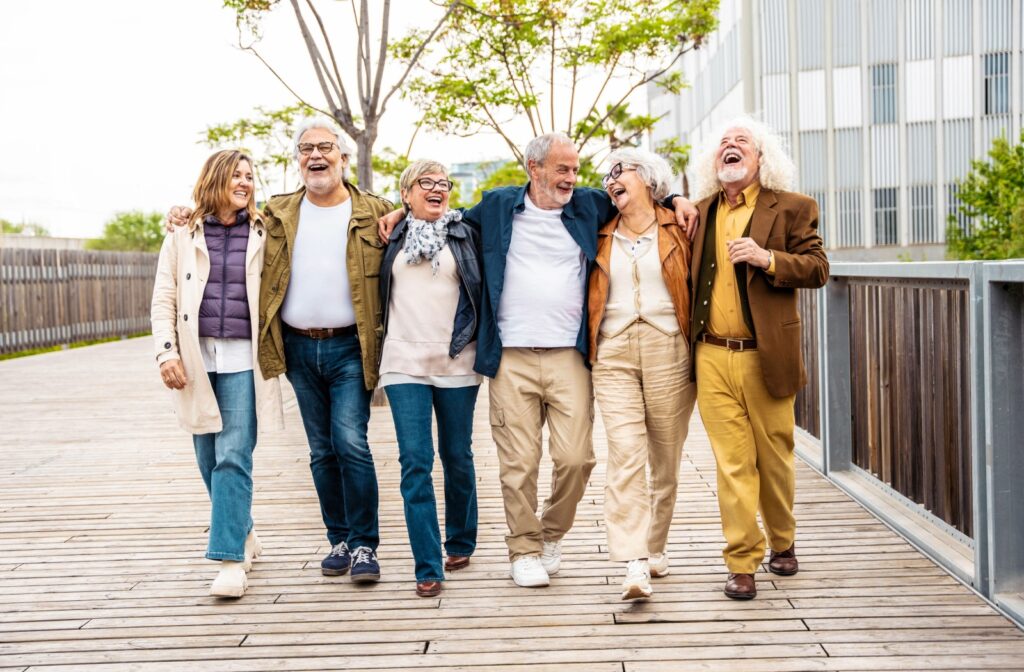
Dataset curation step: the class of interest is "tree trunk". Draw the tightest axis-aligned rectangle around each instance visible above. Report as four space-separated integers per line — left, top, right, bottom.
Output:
356 132 374 191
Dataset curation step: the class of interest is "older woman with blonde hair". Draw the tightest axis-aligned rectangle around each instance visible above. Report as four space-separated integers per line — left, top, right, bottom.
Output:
587 147 696 600
378 159 482 598
151 149 283 598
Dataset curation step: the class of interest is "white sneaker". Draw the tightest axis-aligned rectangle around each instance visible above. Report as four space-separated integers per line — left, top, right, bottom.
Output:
649 552 670 577
510 555 550 587
242 529 263 572
210 561 247 598
541 540 561 575
621 559 652 600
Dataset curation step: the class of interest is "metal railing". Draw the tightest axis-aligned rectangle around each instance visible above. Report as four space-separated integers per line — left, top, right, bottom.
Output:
796 260 1024 626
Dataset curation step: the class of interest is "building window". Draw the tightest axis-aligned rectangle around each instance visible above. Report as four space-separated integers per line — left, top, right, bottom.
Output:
946 183 972 237
983 52 1010 115
837 189 863 248
874 188 898 245
910 185 936 243
871 64 897 123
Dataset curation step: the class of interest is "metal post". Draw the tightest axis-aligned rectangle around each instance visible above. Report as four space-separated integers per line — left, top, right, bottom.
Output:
821 275 853 473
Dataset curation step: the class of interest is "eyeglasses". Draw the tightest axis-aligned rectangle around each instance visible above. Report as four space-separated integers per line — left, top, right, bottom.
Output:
602 162 637 186
297 142 339 156
416 177 454 192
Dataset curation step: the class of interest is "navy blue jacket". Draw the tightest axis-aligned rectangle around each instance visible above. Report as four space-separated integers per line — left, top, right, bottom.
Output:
379 216 482 360
462 184 618 378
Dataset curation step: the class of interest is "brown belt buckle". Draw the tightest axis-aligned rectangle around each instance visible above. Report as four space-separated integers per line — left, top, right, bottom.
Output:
726 337 746 352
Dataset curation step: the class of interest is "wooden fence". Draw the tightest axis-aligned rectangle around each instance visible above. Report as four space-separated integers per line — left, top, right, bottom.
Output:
848 277 973 537
795 289 820 438
0 248 157 355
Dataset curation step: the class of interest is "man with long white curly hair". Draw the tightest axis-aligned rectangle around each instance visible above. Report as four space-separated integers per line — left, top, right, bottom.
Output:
687 117 829 600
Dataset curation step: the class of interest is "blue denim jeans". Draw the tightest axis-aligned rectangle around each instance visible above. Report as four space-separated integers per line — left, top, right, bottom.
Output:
385 383 479 581
284 330 379 550
193 370 257 562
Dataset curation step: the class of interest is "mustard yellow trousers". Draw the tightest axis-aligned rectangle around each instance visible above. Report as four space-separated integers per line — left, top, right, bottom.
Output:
695 342 797 574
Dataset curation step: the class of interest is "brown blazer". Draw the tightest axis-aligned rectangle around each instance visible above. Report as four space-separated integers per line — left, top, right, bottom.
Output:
690 188 828 398
588 204 693 364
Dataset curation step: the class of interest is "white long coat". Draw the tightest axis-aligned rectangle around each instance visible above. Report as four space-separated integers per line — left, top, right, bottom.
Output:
150 216 284 434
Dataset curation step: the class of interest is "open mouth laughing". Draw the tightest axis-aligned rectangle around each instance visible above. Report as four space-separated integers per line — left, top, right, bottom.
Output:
722 148 743 165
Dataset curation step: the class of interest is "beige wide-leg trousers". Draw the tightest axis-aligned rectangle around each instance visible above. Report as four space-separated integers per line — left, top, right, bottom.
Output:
488 347 597 561
593 322 696 562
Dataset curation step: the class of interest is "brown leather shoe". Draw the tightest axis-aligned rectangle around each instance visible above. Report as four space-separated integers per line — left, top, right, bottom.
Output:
724 573 756 600
768 545 799 576
415 580 442 597
444 555 470 571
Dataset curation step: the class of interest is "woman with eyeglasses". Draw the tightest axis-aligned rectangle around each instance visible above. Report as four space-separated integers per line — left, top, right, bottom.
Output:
587 148 696 601
151 149 283 598
377 159 482 597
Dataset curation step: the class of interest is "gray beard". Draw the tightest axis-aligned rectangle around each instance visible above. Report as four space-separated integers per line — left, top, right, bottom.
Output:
717 166 748 184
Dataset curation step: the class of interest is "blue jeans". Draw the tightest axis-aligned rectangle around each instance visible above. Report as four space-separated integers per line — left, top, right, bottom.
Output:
284 330 379 550
385 383 479 581
193 370 257 562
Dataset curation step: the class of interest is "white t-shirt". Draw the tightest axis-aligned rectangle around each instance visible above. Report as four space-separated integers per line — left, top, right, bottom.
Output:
496 193 585 348
280 197 356 329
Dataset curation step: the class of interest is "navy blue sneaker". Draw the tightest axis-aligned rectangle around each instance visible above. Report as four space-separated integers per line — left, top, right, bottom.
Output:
321 541 351 576
350 546 380 583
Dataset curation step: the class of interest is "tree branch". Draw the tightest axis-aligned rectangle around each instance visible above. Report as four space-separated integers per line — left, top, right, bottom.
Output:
237 37 334 122
549 19 556 133
369 0 391 111
303 0 352 118
378 2 458 115
571 53 620 144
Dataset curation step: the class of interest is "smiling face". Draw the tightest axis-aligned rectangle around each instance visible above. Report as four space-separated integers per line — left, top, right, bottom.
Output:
402 172 451 221
298 127 348 196
715 126 760 190
604 163 653 215
225 159 254 213
527 142 580 209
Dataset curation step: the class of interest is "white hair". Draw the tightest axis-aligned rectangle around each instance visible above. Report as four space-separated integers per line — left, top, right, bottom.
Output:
689 116 796 201
605 148 675 201
292 115 353 159
524 132 574 165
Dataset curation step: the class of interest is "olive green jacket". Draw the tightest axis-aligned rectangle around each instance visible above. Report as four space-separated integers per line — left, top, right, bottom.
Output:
257 183 394 390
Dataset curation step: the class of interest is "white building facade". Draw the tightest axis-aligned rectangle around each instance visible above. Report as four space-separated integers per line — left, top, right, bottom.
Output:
649 0 1022 259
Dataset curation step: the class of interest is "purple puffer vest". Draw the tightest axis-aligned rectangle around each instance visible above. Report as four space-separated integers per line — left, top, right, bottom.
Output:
198 211 252 339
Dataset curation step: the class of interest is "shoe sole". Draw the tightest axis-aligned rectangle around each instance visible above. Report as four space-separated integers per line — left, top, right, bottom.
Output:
510 573 550 588
321 567 350 576
768 565 798 576
650 567 670 578
351 572 380 583
540 562 560 575
724 589 757 600
621 585 652 600
445 558 471 572
210 578 247 598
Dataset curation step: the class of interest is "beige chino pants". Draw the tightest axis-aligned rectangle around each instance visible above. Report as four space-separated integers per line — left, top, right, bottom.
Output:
489 347 597 561
593 322 696 562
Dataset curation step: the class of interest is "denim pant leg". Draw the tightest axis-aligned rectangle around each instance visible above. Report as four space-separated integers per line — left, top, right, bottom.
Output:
433 385 480 557
193 370 257 561
322 335 378 550
284 333 349 546
386 384 444 582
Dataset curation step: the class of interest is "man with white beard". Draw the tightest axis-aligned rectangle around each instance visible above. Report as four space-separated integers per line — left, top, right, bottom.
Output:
687 118 829 600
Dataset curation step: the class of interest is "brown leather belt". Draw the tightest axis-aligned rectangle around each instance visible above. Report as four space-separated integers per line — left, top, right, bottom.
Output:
286 324 357 340
700 333 757 351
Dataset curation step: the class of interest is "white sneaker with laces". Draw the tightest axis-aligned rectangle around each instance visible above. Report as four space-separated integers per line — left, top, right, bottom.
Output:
210 560 247 598
510 555 550 587
621 559 652 600
242 529 263 572
540 540 561 575
649 552 670 577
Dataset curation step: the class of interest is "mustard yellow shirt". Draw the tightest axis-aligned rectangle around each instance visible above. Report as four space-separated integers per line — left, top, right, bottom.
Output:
707 183 762 339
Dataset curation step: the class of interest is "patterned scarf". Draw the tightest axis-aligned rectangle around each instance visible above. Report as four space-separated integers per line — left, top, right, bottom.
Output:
402 209 462 275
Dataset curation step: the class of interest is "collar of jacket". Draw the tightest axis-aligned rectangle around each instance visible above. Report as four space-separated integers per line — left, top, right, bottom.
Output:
513 182 579 219
188 210 262 234
264 181 379 229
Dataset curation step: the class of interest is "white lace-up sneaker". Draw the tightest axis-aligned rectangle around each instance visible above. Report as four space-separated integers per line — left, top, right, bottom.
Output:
649 552 670 577
210 560 247 598
510 555 550 587
540 540 561 575
621 559 652 600
242 529 263 572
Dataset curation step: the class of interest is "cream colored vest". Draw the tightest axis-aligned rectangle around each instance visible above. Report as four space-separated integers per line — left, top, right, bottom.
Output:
600 232 679 338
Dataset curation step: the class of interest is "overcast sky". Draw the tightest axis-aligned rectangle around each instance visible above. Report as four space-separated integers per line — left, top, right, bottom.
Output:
0 1 518 237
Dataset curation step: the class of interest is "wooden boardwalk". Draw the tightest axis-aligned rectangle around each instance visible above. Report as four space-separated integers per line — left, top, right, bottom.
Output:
1 338 1022 671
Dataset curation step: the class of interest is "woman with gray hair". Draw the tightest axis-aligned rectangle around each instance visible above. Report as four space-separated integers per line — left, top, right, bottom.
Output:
586 147 697 600
378 159 482 598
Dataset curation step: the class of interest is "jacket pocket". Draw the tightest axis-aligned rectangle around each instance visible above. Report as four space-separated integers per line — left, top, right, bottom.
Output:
782 317 801 327
489 405 505 427
359 232 384 277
